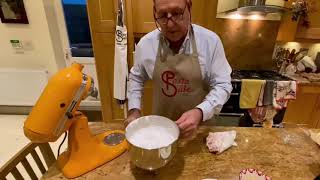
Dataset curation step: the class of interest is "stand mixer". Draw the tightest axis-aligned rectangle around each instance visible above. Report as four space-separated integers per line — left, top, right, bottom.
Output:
23 63 128 178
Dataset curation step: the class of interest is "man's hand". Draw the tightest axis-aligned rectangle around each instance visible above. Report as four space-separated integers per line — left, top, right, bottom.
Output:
176 108 203 138
124 109 141 127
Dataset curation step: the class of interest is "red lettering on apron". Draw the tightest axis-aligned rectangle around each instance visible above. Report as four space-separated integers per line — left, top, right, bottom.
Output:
152 27 208 121
161 71 177 97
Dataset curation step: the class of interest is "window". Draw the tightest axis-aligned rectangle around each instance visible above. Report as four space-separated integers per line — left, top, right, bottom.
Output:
62 0 93 57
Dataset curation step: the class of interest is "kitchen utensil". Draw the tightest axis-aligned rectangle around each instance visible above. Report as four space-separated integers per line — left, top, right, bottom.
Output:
285 63 297 75
286 49 291 57
288 49 296 62
296 60 305 72
301 56 317 72
279 61 289 74
294 53 304 62
263 106 277 128
125 115 180 170
292 48 308 62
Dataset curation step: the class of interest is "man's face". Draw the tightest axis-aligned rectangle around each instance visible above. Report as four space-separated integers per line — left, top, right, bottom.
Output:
154 0 191 42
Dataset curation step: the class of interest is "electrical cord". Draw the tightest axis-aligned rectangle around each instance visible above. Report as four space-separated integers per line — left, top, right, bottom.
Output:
57 132 67 157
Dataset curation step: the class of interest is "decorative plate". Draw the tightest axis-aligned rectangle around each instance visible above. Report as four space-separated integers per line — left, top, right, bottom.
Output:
239 169 271 180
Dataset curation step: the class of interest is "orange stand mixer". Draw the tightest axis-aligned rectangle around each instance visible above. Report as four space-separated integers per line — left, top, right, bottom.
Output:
23 63 128 178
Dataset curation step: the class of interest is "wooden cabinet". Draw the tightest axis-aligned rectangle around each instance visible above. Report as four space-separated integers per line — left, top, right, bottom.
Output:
131 0 156 33
191 0 218 31
87 0 117 33
310 93 320 128
295 0 320 40
88 0 121 122
284 84 320 128
277 0 320 41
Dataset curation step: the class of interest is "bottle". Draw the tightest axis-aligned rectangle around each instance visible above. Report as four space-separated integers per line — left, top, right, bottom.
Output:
263 106 277 128
263 118 273 128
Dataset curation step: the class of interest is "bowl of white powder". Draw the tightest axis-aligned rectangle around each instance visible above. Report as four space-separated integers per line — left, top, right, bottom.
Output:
125 115 180 170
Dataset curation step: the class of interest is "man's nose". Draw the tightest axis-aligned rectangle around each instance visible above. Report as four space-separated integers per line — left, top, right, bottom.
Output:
166 13 175 28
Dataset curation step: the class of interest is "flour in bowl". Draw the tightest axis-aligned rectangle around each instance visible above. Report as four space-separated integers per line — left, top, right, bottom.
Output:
129 126 176 149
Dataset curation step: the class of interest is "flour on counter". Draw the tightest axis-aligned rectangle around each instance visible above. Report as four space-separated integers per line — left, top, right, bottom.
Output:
129 126 175 149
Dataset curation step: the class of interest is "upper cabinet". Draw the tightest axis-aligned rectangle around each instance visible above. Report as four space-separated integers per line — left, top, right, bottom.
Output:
131 0 156 33
191 0 218 31
295 0 320 40
277 0 320 41
87 0 117 33
131 0 218 34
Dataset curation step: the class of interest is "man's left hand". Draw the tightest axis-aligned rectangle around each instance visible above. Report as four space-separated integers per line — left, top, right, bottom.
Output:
176 108 203 138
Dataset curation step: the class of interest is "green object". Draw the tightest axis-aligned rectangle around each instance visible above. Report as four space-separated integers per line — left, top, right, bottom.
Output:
10 40 20 43
10 40 22 49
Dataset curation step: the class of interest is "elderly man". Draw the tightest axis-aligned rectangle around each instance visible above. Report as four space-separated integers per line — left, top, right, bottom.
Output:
125 0 232 137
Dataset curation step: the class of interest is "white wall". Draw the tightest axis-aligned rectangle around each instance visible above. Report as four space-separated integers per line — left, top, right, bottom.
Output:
0 0 65 75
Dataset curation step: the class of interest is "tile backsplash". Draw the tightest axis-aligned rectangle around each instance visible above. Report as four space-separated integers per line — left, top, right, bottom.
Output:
275 42 320 60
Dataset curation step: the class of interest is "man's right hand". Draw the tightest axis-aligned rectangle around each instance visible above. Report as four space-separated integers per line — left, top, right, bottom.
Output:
124 109 141 127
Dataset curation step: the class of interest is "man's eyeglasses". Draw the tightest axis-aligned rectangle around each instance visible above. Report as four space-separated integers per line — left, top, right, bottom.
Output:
154 5 187 25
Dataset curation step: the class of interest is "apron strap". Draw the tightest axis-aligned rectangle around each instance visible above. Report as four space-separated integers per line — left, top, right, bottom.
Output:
157 35 167 61
157 25 199 59
189 26 199 58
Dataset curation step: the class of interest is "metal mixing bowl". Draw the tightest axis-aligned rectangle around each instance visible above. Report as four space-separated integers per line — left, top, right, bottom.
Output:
125 115 180 170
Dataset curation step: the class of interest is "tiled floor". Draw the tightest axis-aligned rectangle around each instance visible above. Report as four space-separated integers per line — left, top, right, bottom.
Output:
0 114 67 179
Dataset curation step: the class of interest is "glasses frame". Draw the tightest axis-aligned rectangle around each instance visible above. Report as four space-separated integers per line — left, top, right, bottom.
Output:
154 5 188 25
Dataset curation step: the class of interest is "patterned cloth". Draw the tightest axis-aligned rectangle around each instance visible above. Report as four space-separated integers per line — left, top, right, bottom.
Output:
273 81 297 110
249 80 296 123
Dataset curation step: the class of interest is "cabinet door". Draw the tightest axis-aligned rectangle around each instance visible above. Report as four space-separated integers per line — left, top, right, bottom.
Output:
132 0 156 33
295 0 320 39
276 0 299 42
88 0 124 122
312 95 320 128
278 0 320 41
87 0 117 33
283 85 319 127
192 0 217 31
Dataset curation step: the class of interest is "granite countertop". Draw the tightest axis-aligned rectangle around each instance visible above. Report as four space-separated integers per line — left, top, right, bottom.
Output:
42 124 320 180
287 74 320 86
